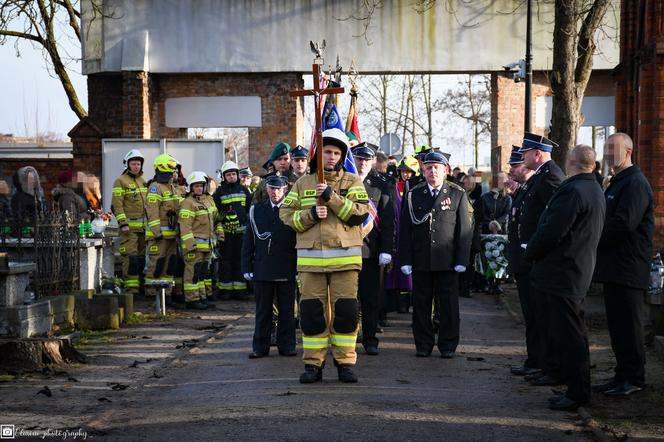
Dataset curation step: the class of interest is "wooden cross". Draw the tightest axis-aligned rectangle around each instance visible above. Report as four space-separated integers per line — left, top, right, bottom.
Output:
289 62 345 184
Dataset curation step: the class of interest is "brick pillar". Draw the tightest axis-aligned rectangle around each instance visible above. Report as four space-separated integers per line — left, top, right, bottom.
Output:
491 74 525 177
615 0 664 247
68 118 103 181
248 73 304 174
122 71 151 138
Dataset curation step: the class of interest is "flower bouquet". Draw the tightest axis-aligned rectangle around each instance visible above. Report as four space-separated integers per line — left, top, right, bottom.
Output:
475 234 509 279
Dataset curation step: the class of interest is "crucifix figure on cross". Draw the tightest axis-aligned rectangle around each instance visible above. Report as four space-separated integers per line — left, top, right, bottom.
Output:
289 45 345 185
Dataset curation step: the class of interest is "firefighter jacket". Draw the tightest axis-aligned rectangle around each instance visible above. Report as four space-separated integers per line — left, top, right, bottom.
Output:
146 180 183 239
111 172 148 231
213 182 251 235
279 170 370 273
179 193 220 253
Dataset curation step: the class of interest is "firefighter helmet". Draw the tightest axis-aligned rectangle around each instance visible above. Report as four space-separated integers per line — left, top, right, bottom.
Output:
187 171 208 192
123 149 144 166
220 160 239 176
153 154 177 173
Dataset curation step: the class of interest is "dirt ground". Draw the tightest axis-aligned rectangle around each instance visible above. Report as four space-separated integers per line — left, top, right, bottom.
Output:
0 289 662 441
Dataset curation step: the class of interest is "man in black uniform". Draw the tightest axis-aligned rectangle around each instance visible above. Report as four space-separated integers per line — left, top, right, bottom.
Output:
399 151 472 358
506 146 538 377
516 132 566 386
525 144 605 411
242 175 297 358
593 133 654 397
352 143 395 356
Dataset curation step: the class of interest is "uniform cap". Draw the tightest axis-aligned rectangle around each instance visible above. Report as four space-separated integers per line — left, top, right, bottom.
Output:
508 145 524 165
422 151 449 166
351 142 375 159
291 145 309 159
268 142 291 162
518 132 559 153
265 175 288 188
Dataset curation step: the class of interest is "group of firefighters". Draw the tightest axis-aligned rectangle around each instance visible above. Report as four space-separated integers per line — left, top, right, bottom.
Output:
111 128 470 384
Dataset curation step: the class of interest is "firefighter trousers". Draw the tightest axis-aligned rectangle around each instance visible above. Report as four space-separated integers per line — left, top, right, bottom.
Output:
299 270 359 367
218 233 247 295
145 238 177 297
183 250 211 302
119 230 145 294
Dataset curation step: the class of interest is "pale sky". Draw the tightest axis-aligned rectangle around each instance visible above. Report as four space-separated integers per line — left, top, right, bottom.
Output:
0 37 87 139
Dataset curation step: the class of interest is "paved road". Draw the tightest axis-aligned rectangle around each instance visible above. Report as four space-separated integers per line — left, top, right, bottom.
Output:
87 294 589 441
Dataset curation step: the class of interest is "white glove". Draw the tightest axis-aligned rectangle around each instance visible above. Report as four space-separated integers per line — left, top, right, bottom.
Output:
378 253 392 266
400 265 413 275
454 265 466 273
520 243 527 250
243 273 254 281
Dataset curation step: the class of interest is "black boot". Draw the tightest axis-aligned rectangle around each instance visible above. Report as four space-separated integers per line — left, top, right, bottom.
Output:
186 300 208 310
299 364 323 384
337 364 358 383
201 298 215 309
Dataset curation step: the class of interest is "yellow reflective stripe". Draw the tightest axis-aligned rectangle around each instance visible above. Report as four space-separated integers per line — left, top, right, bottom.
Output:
116 213 127 222
112 187 125 196
145 231 155 237
184 283 200 291
127 221 144 227
297 256 362 267
147 194 162 202
302 337 329 349
147 219 161 227
195 243 210 249
162 230 177 238
293 210 305 232
181 232 194 240
330 334 357 347
338 199 353 221
180 209 194 218
300 197 316 208
194 209 208 216
347 186 369 201
124 280 139 288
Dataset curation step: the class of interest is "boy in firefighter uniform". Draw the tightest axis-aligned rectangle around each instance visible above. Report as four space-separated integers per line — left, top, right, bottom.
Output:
112 150 148 295
213 161 252 299
145 153 181 303
280 128 370 384
179 171 220 310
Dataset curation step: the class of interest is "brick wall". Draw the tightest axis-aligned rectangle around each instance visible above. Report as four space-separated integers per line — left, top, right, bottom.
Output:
0 158 74 202
83 72 304 174
491 70 615 179
151 73 304 171
615 0 664 247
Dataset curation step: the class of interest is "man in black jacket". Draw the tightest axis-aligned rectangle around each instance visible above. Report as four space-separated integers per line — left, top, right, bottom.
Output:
517 132 566 386
353 143 395 356
593 133 654 397
506 146 537 377
400 151 472 358
242 175 297 358
525 144 605 411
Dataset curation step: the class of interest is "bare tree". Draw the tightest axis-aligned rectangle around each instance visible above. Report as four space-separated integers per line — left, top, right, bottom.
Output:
344 0 615 166
0 0 91 119
549 0 612 165
435 75 491 169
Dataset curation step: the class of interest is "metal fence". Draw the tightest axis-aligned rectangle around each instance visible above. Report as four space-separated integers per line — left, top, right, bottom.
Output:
0 210 80 298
